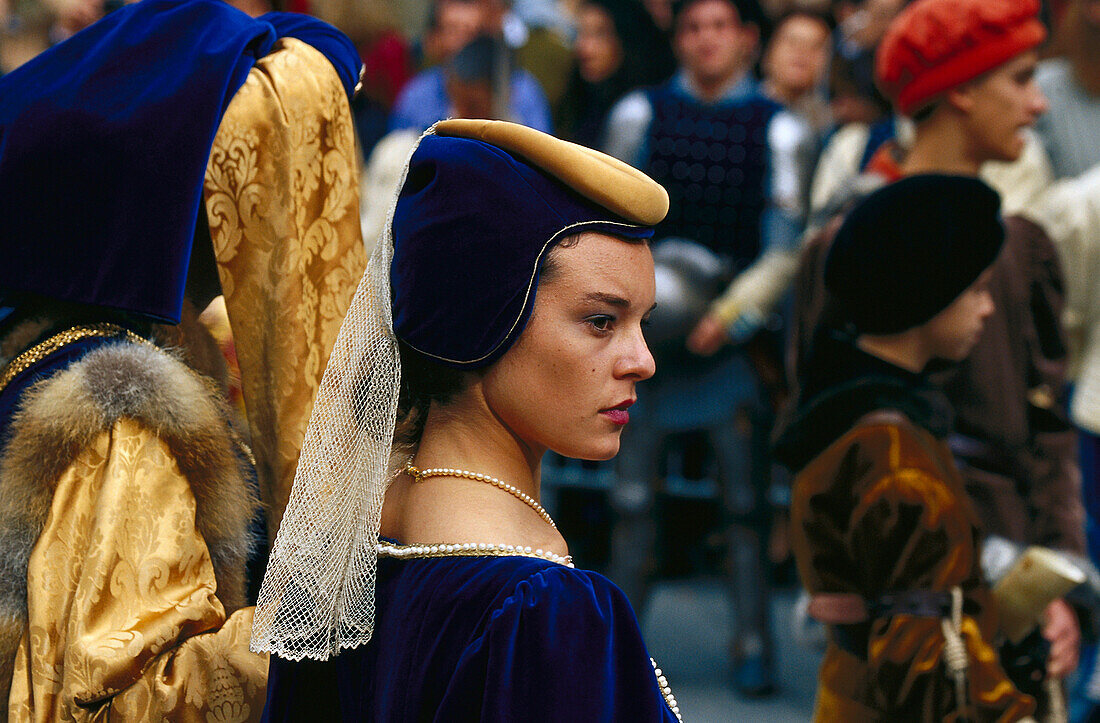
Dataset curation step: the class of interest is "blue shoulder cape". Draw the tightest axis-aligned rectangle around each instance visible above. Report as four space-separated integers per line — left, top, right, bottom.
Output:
0 0 360 323
263 554 680 721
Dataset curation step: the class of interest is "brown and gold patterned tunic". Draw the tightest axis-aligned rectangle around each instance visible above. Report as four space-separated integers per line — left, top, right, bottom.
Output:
774 332 1035 722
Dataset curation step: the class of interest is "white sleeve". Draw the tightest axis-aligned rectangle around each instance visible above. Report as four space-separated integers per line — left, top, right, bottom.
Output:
809 123 870 219
602 91 654 168
1019 162 1100 432
980 129 1054 217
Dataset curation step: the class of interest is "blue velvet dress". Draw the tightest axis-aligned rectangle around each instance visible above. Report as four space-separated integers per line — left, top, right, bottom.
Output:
262 545 681 721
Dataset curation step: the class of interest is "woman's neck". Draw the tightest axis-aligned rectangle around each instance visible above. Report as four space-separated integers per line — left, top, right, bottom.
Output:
380 394 568 556
413 397 544 494
899 120 982 177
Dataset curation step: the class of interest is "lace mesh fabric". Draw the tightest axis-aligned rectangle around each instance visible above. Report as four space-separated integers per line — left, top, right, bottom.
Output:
250 131 424 661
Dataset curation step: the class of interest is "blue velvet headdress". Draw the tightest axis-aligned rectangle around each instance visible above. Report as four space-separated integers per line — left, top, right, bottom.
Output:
0 0 360 324
391 133 655 368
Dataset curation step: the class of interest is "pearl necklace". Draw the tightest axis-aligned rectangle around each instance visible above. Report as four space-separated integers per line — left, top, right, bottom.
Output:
377 540 574 567
651 658 683 721
405 465 558 531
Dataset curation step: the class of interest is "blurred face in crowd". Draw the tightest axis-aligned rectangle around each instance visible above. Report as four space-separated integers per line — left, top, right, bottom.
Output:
919 270 996 362
55 0 108 33
429 0 484 63
674 0 756 90
763 14 831 101
840 0 905 50
478 0 509 33
575 4 624 83
445 75 495 119
482 233 656 461
952 51 1048 163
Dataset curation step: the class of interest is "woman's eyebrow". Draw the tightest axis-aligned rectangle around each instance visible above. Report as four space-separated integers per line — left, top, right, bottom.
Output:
582 292 631 308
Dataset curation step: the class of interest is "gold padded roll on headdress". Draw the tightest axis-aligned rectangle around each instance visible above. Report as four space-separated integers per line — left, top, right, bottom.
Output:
433 119 669 225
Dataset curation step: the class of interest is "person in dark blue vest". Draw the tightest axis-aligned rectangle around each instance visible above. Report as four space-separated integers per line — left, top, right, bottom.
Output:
602 0 813 697
605 0 812 351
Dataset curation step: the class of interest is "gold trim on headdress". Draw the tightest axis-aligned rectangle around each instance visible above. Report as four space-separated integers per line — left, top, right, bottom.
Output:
433 119 669 226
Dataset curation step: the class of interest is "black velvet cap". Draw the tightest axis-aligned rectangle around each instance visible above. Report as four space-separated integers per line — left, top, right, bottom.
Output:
391 122 668 368
824 174 1004 334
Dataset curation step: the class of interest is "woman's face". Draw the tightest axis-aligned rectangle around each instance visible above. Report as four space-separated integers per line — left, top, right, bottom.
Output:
575 4 624 83
764 15 831 100
482 232 656 461
955 51 1048 164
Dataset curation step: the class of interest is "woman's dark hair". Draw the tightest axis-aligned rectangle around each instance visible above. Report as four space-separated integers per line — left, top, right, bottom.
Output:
393 340 471 452
555 0 675 144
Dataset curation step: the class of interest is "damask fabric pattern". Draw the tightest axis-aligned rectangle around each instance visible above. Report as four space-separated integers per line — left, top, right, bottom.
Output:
204 37 368 534
790 419 1035 721
7 419 267 720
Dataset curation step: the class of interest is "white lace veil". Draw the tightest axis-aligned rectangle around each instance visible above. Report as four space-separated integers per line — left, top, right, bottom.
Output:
250 129 427 662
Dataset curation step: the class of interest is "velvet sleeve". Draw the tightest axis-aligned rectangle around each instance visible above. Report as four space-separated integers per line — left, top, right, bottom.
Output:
439 567 679 722
849 465 1033 721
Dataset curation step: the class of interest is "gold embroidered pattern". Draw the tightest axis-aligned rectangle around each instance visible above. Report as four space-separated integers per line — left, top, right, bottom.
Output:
0 323 152 395
204 38 367 536
7 420 268 720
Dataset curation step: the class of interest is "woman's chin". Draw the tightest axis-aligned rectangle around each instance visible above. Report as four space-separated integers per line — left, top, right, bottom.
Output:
554 438 621 462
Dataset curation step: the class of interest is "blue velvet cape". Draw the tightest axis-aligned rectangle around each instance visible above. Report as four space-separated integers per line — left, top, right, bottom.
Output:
263 552 679 721
0 0 359 323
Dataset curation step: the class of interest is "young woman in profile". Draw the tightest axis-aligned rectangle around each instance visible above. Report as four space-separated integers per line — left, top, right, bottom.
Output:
253 119 683 722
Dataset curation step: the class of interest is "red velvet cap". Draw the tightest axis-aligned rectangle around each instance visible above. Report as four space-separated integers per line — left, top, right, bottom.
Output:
875 0 1046 116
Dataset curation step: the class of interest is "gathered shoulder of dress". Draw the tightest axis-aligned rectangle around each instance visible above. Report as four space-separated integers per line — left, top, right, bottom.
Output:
263 553 681 722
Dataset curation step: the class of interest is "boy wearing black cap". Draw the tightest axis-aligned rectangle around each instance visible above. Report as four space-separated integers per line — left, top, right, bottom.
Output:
786 0 1084 697
773 175 1035 721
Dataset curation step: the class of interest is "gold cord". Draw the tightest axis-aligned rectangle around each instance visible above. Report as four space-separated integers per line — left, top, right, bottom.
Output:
0 323 153 395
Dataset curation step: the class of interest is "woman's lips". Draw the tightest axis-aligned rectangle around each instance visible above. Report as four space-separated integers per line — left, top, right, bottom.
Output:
600 400 634 426
601 408 630 425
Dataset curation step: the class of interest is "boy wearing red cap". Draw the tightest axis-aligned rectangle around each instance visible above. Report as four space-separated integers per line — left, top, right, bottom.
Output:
786 0 1084 703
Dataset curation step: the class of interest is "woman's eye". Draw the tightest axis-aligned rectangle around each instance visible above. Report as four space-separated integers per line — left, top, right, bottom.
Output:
586 314 614 332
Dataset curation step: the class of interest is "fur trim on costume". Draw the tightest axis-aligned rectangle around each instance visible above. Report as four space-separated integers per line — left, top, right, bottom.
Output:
0 338 258 703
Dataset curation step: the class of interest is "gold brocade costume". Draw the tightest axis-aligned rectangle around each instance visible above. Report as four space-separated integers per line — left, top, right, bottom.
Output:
790 417 1035 722
204 37 368 535
1 344 264 721
0 36 365 721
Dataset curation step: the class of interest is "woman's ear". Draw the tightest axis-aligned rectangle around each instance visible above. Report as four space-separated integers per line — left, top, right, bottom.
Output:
944 83 977 114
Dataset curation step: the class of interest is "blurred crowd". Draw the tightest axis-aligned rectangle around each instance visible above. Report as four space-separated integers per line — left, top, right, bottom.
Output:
6 0 1100 717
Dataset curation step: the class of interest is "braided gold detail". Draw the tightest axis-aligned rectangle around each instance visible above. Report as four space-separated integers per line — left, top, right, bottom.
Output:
0 323 153 395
